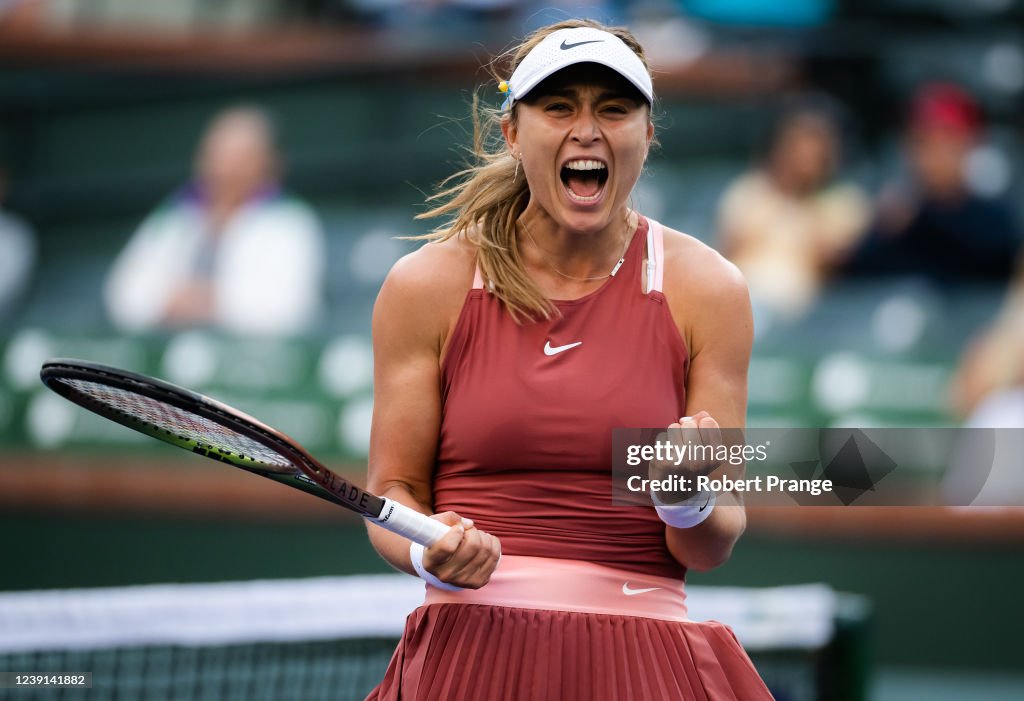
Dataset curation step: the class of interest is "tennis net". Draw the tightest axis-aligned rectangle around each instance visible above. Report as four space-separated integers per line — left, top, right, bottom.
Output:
0 576 867 701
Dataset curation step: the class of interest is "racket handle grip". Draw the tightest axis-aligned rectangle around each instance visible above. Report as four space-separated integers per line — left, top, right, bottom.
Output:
373 498 451 547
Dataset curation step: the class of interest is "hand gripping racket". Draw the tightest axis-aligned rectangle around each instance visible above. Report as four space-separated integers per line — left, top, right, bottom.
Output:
39 358 450 547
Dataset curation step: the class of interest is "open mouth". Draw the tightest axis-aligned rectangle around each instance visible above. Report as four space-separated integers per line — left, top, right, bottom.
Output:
560 159 608 203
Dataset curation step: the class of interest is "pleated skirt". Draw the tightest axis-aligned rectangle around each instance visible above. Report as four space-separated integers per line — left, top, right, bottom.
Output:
366 603 772 701
365 556 773 701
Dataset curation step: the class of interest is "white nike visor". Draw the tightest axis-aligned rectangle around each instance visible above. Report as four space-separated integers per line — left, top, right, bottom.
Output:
503 26 654 109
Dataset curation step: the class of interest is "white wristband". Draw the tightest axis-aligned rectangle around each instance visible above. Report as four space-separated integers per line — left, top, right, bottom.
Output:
409 541 463 591
651 488 716 529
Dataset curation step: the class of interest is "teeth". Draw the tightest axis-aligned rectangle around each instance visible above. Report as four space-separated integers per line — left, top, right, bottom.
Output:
564 159 606 171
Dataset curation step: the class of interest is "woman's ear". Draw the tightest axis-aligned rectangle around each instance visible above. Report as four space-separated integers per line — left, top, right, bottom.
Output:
501 118 518 158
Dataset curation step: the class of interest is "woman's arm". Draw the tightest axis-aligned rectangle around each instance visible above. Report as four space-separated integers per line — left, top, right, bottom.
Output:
366 242 501 588
661 233 754 571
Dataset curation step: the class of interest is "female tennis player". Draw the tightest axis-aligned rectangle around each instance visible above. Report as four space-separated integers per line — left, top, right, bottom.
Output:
365 19 770 700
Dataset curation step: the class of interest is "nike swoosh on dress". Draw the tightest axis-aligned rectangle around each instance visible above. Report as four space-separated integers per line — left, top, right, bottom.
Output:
543 341 583 356
622 583 662 596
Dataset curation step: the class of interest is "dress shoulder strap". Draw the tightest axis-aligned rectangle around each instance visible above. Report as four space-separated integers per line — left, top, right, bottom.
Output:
472 261 484 290
645 217 665 294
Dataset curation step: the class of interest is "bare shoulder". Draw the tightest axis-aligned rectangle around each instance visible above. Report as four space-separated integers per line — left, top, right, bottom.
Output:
656 224 752 358
374 234 477 349
660 225 749 307
383 234 476 299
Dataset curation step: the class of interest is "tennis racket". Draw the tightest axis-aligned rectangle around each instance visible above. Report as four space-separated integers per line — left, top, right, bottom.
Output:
39 358 449 547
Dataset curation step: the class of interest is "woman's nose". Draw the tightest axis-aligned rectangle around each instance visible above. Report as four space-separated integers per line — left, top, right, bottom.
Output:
570 109 600 144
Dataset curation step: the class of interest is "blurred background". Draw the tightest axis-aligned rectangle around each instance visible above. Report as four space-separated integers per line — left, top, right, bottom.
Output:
1 1 1022 699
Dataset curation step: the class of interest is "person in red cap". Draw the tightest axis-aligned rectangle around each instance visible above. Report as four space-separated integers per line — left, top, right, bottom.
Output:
843 82 1020 284
364 17 771 701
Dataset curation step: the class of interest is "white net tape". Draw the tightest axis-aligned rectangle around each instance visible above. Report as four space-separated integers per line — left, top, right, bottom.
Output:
0 576 836 653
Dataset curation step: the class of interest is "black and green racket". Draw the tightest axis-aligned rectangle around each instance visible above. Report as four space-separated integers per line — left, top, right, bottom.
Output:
39 358 448 547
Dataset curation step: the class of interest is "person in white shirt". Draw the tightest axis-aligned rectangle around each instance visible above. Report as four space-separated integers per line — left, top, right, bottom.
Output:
104 106 326 337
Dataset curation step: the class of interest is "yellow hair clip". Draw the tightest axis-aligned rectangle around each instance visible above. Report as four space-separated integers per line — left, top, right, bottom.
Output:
499 80 514 110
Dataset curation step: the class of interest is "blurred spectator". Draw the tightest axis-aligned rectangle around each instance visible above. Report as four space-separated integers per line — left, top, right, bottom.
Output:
104 106 326 337
716 97 869 318
944 256 1024 505
0 164 37 322
843 83 1021 286
949 255 1024 419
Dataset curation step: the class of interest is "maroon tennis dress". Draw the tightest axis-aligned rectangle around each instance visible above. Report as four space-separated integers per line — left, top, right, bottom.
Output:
367 216 772 700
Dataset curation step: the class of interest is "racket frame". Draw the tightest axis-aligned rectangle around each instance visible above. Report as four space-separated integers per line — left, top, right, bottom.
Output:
40 358 449 547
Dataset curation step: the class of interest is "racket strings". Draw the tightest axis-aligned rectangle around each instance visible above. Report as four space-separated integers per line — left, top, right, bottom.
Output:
58 378 293 469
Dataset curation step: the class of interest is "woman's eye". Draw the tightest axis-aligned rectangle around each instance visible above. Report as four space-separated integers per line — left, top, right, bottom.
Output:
603 104 629 115
545 102 571 112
